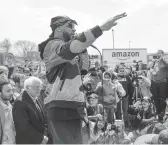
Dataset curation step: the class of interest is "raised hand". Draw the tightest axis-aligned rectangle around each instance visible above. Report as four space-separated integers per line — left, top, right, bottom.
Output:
100 12 127 31
96 114 103 120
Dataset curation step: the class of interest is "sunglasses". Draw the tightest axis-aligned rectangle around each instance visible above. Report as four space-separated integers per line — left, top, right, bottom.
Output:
67 22 75 29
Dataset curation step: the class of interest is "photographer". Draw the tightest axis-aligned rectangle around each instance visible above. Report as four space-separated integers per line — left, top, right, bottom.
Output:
133 70 152 99
150 50 168 122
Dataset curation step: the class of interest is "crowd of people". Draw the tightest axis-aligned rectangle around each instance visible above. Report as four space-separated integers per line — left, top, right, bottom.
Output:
0 13 168 144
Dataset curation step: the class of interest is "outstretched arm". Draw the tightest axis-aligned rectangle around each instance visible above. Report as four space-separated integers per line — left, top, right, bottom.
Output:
43 13 127 65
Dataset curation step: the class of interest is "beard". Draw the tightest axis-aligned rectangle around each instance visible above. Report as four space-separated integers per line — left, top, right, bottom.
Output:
1 94 12 102
63 32 74 42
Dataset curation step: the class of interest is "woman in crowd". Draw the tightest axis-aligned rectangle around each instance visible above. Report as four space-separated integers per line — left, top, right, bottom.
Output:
89 119 121 144
137 70 152 98
128 96 156 142
11 73 26 99
89 119 108 144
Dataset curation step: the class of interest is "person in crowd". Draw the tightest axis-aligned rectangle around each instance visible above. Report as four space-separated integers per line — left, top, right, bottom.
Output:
82 71 101 92
23 68 31 76
128 97 156 142
134 129 168 144
95 71 117 124
0 73 15 144
134 70 152 99
111 72 126 103
89 61 101 74
89 118 123 144
11 73 26 100
116 65 133 128
86 93 104 122
39 73 48 103
89 118 108 144
150 50 168 122
13 66 20 74
12 76 52 144
126 65 133 79
113 120 131 144
24 60 29 68
38 13 127 143
0 66 9 78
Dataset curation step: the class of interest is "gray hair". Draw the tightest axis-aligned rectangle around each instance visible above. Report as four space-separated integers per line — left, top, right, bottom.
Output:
24 76 42 90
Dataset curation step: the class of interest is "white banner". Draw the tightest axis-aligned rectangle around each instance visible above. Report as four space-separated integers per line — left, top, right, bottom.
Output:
102 48 147 67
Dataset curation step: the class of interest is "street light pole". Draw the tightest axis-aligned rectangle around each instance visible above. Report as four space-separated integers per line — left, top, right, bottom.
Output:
129 41 131 49
112 29 115 49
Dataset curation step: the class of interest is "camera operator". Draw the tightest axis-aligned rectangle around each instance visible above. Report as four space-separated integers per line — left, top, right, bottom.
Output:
133 70 152 99
150 50 168 122
126 65 133 80
115 65 133 128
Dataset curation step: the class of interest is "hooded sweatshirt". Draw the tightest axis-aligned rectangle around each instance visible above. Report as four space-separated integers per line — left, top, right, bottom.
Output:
38 26 103 119
95 72 117 108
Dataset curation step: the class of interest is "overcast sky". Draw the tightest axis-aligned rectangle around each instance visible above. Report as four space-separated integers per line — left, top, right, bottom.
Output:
0 0 168 55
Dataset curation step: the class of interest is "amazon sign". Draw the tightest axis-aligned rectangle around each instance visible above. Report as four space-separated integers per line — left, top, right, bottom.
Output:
102 48 147 67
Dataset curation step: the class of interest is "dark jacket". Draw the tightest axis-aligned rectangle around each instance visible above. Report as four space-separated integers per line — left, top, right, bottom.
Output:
117 75 133 97
12 91 52 144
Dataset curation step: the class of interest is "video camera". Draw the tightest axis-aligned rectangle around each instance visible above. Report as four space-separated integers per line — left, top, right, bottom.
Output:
153 55 161 59
132 71 143 87
79 82 93 95
133 60 142 71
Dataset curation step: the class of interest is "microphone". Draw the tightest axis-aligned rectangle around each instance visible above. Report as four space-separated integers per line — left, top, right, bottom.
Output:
90 44 98 50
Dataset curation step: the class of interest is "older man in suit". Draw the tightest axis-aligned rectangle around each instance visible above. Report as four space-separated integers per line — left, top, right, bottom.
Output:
13 76 52 144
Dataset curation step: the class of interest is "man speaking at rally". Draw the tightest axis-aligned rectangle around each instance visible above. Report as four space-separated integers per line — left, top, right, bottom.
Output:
38 13 127 143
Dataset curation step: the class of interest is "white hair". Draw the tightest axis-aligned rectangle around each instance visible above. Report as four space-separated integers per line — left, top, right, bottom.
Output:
24 76 42 90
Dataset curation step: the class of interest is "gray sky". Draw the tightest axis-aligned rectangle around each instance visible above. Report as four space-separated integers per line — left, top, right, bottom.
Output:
0 0 168 55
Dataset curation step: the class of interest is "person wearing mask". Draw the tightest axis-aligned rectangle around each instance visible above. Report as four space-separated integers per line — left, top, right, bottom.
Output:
38 13 127 143
150 50 168 122
0 73 15 144
12 76 52 144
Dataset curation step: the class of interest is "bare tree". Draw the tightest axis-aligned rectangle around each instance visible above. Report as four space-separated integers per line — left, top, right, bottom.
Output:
14 40 37 59
0 38 12 53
